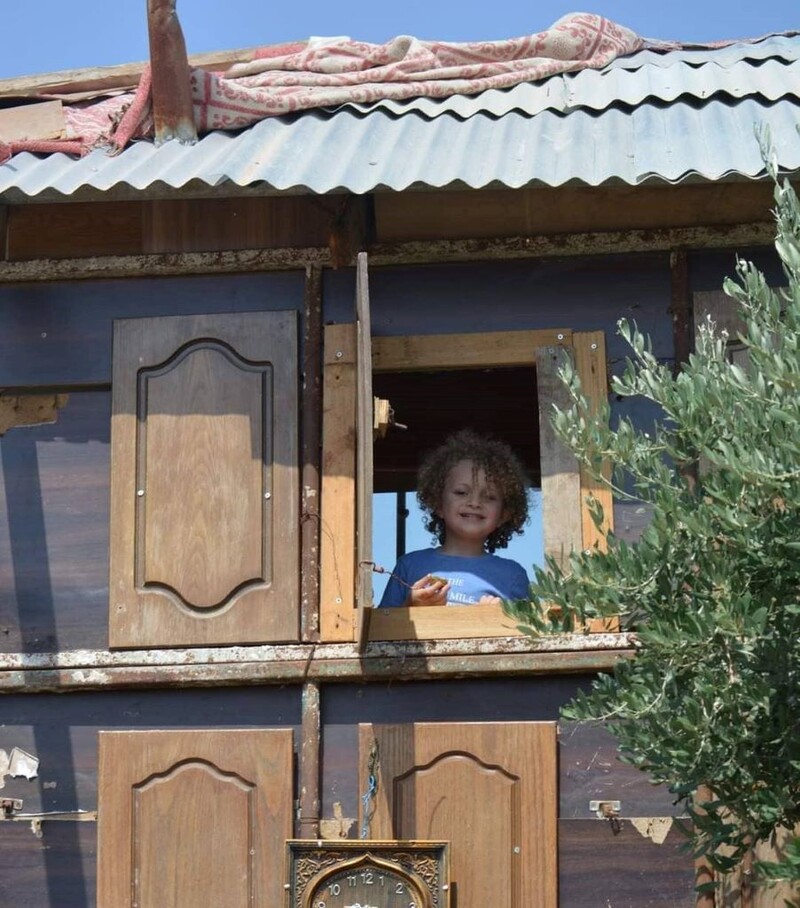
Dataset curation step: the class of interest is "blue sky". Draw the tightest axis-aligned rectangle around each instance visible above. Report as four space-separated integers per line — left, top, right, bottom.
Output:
2 1 798 80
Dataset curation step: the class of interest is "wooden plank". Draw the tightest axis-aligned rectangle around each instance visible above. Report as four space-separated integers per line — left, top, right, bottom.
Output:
143 197 331 254
558 819 695 907
355 254 374 650
536 345 582 572
374 182 776 243
97 729 294 908
0 822 97 908
573 331 618 633
360 721 557 908
1 648 632 690
373 328 571 372
109 311 299 648
368 603 524 640
7 201 144 261
319 324 357 641
0 222 775 284
694 288 745 338
0 100 64 142
0 48 267 99
301 264 323 642
0 391 110 655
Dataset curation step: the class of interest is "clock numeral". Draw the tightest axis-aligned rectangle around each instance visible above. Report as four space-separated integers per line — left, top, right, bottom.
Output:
328 882 341 896
360 870 374 885
395 882 405 894
347 874 357 887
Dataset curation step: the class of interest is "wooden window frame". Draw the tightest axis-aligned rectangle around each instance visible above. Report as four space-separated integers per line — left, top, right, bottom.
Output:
320 320 613 643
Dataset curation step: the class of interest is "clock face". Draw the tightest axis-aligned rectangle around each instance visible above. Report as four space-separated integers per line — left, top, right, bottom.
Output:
308 861 425 908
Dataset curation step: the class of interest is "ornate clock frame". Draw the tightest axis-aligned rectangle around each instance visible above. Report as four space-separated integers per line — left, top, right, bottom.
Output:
285 840 450 908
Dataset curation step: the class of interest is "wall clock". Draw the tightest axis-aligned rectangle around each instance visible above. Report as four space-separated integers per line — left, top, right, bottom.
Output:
286 840 449 908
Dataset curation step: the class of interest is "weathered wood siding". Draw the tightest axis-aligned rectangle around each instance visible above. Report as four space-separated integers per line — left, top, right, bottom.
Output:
0 680 695 908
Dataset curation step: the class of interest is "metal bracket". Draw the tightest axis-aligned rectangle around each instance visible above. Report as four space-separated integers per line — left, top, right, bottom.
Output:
1 798 23 818
589 799 620 818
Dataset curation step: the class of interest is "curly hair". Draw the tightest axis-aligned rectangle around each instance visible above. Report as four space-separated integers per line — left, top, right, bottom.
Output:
416 429 530 553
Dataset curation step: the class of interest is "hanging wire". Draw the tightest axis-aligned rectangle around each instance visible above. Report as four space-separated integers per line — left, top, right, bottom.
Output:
360 739 380 839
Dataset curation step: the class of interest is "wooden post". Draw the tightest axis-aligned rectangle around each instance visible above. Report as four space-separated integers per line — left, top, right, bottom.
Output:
298 681 321 838
301 264 323 642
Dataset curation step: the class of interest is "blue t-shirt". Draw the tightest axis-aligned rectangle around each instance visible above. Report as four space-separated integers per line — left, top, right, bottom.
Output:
378 549 530 607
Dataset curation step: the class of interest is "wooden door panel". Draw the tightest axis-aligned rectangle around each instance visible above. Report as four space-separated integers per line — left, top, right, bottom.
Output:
109 311 299 648
98 729 293 908
359 721 557 908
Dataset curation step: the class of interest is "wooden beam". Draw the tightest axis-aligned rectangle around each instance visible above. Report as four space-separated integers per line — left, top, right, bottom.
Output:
301 264 323 642
536 345 582 571
0 100 64 142
0 644 633 692
0 222 776 284
0 48 265 100
319 324 357 641
574 331 618 634
373 328 572 372
298 681 321 838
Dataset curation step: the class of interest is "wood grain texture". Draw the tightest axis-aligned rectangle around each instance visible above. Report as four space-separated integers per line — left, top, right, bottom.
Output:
367 603 524 640
320 324 357 641
143 197 332 254
374 182 775 243
559 820 695 907
373 328 572 372
97 729 293 908
0 272 305 387
0 392 110 653
574 331 618 633
109 311 299 648
7 202 144 261
359 721 557 908
536 345 582 571
356 254 374 649
0 99 64 141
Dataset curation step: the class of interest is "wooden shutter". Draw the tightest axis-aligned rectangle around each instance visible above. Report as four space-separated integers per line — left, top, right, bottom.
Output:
97 729 293 908
355 252 374 649
536 343 582 571
109 311 299 648
359 721 557 908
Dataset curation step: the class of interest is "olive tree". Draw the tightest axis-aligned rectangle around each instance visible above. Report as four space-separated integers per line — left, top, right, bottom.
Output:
508 164 800 891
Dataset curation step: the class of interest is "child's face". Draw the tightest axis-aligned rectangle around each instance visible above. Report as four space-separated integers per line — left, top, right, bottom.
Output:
437 459 507 551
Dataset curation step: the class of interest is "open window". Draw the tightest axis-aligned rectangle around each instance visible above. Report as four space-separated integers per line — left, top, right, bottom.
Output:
319 255 613 644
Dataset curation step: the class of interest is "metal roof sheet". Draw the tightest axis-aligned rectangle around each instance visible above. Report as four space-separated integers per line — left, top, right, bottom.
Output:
1 33 799 199
345 57 800 120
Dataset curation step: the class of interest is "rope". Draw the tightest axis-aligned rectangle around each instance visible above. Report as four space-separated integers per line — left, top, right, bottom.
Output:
359 739 379 839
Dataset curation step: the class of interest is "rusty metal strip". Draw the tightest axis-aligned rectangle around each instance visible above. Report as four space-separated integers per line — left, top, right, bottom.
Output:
301 263 323 642
0 222 776 284
147 0 197 145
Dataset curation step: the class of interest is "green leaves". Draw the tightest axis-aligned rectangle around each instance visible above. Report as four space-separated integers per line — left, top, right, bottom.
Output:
508 172 800 892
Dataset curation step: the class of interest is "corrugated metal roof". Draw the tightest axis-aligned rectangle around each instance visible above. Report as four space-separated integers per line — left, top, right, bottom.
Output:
2 33 799 199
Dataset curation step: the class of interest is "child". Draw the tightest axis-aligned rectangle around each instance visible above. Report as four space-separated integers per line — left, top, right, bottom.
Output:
379 429 530 607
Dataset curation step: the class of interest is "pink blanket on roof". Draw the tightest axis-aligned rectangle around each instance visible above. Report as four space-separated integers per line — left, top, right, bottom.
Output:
2 13 642 161
193 13 642 130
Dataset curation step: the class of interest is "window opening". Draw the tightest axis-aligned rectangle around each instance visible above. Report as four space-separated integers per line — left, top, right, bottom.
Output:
371 366 544 603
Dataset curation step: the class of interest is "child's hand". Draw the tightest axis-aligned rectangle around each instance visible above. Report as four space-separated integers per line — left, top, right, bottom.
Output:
407 574 450 606
477 594 503 607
